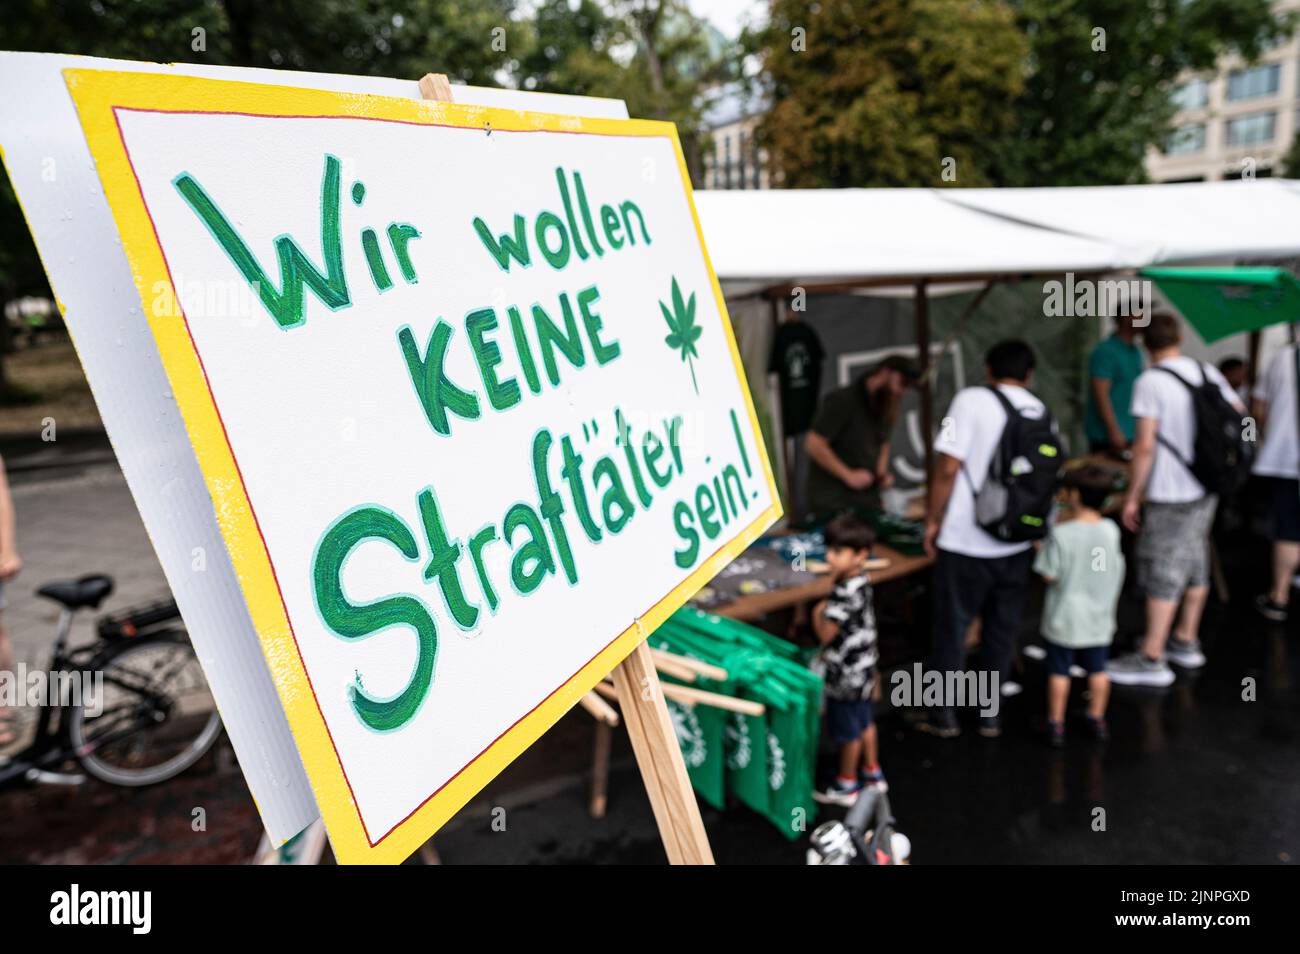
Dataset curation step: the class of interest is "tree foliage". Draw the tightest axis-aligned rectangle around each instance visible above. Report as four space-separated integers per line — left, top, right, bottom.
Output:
4 0 516 83
516 0 734 176
755 0 1028 188
995 0 1293 186
1 0 734 303
753 0 1294 188
4 0 1296 308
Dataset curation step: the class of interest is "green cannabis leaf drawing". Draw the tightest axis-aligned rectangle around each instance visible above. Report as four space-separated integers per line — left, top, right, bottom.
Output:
660 276 702 395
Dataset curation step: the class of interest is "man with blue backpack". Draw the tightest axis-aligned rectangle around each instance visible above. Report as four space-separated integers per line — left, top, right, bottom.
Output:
922 340 1062 738
1110 313 1248 687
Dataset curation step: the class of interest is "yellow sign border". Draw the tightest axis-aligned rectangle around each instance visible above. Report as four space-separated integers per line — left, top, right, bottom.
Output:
63 68 782 864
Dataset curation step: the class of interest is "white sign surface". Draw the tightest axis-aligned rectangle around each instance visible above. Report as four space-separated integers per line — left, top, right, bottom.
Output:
68 70 779 862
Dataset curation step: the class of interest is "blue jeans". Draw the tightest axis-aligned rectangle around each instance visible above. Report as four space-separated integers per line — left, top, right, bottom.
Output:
826 698 875 743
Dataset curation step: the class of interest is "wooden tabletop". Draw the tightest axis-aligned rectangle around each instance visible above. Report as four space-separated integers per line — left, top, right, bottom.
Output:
1067 452 1131 514
709 542 933 623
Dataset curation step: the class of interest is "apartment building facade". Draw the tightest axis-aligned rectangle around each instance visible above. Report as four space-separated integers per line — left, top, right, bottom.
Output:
700 82 770 190
1147 0 1300 182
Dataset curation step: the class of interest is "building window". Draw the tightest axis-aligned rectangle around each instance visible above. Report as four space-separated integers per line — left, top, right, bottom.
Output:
1171 78 1208 111
1224 165 1273 180
1164 124 1206 155
1226 63 1280 101
1224 111 1276 146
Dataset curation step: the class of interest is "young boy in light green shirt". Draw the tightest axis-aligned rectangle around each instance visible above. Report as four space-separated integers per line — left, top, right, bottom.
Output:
1033 465 1125 747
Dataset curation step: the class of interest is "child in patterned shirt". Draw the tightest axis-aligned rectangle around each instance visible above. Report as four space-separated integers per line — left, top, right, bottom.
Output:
812 514 883 806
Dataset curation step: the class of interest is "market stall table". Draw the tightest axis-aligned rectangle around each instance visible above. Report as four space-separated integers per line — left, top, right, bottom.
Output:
702 542 933 623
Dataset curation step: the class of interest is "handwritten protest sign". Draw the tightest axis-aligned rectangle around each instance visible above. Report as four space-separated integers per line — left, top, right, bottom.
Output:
65 69 780 862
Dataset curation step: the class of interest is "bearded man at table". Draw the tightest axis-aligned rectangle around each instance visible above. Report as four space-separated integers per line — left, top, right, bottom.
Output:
803 354 919 522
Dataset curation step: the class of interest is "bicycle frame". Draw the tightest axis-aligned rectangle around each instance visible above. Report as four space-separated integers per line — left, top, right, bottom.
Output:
1 608 106 788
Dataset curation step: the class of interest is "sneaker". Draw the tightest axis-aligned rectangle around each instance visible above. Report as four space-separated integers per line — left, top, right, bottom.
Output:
859 768 888 791
813 777 863 807
1046 720 1065 748
1165 637 1206 669
978 714 1002 738
1086 716 1109 742
1107 652 1175 687
1256 594 1288 622
916 708 961 738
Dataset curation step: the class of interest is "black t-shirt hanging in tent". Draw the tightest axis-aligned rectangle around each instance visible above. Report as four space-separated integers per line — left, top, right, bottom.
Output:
768 320 825 436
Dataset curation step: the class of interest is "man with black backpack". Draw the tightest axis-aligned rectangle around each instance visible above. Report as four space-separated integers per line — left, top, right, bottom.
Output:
922 341 1062 738
1110 314 1246 687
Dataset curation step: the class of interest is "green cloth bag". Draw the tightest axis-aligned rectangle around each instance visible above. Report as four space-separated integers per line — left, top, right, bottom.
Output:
762 701 815 839
663 677 727 810
651 609 823 838
724 709 769 815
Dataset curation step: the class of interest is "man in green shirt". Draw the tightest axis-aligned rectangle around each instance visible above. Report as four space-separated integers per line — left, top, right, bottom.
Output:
1084 314 1144 454
804 354 918 522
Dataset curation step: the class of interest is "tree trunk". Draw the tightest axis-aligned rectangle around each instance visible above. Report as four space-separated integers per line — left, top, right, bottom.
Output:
632 4 667 118
0 286 13 401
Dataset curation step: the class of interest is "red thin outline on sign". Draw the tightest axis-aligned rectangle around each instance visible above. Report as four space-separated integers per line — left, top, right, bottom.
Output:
110 104 754 847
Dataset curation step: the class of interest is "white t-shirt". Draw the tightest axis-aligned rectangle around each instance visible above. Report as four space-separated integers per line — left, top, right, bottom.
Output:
1252 343 1300 480
1130 355 1242 503
934 383 1046 558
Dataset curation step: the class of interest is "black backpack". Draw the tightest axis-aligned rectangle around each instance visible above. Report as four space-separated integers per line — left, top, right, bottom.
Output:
966 386 1062 542
1153 363 1251 496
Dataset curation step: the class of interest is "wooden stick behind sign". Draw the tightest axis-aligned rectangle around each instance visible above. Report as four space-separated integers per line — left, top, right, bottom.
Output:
417 73 454 103
417 72 713 866
611 640 715 864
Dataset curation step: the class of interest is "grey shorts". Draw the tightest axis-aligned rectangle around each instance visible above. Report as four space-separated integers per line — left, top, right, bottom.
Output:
1136 495 1218 601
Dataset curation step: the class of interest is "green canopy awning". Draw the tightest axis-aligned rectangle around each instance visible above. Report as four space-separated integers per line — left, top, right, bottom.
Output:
1141 267 1300 343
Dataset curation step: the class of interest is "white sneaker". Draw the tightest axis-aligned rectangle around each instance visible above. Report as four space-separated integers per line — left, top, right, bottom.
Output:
1107 652 1175 687
1165 638 1206 669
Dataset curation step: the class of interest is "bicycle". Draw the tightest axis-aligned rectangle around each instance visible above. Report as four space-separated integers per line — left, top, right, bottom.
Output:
806 784 911 865
0 574 222 789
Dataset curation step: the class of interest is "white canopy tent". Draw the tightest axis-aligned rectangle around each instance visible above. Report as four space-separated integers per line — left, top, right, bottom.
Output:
693 180 1300 503
693 188 1140 297
695 179 1300 296
941 179 1300 266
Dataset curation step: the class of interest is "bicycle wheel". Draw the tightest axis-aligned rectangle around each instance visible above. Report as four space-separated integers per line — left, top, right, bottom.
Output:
67 633 223 786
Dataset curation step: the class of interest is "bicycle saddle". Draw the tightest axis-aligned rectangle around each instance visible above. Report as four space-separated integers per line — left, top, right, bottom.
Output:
36 574 115 610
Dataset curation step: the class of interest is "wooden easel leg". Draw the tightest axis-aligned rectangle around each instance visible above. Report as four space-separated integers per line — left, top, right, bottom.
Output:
611 640 715 865
590 719 612 819
418 840 441 865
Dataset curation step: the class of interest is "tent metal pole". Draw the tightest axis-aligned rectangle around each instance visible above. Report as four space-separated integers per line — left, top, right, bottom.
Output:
771 295 793 518
1247 329 1262 393
915 280 934 511
921 280 994 386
